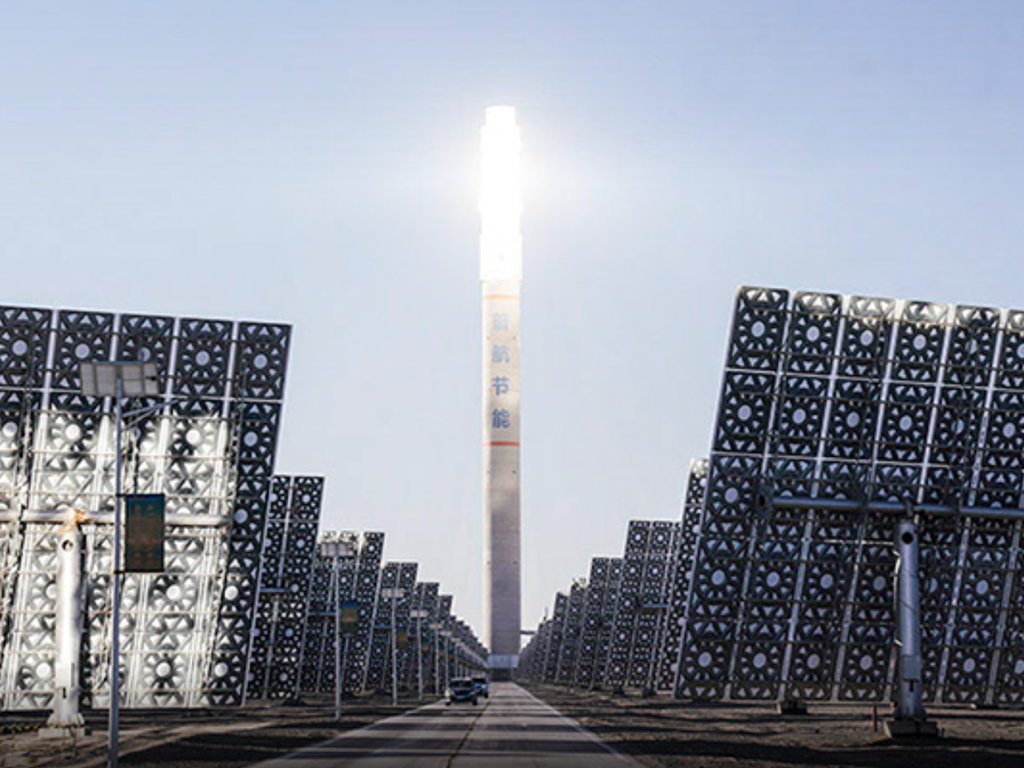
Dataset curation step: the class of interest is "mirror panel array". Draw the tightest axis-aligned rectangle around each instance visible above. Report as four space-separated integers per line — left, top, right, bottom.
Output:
0 307 289 710
517 615 550 681
676 287 1024 705
522 514 682 693
542 593 569 682
553 580 586 686
570 557 619 689
610 521 680 690
299 531 383 696
364 562 419 692
657 460 708 689
403 581 441 694
294 538 485 699
246 475 324 700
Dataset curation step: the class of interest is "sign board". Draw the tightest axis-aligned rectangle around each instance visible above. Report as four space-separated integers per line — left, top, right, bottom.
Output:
396 629 408 650
339 600 360 635
124 494 165 572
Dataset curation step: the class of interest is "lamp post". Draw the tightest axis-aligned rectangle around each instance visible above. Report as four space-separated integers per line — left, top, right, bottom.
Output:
410 609 429 701
79 361 160 768
320 535 355 722
380 587 405 706
441 630 452 690
429 622 442 695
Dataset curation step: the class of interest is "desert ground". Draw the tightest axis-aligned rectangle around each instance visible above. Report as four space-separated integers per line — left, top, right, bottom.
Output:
528 684 1024 768
5 686 1024 768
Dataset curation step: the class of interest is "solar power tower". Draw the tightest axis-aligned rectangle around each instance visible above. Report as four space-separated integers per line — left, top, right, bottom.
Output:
675 287 1024 724
0 307 289 710
480 106 524 678
246 476 324 700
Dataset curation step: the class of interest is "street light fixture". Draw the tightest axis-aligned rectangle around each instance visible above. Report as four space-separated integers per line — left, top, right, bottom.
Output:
319 534 356 722
409 608 429 701
78 361 160 768
439 629 453 691
428 621 443 696
380 587 405 707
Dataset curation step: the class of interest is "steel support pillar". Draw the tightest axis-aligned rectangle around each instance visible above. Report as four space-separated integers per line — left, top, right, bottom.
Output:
886 516 939 738
40 511 88 739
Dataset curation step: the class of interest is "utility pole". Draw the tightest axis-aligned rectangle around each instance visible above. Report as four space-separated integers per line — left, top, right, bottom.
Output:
380 587 404 706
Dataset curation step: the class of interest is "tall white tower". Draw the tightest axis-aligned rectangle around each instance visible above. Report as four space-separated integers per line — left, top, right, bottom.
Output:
480 106 522 677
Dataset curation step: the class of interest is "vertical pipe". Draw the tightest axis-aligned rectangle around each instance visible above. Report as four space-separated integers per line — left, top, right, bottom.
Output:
895 517 926 720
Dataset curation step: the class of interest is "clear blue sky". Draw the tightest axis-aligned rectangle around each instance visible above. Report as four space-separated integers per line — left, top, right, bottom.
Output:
4 2 1024 637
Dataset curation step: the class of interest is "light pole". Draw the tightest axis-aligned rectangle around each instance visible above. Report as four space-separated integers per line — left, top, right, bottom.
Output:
79 361 160 768
319 534 355 722
410 609 429 700
429 622 442 695
441 630 452 689
380 587 405 706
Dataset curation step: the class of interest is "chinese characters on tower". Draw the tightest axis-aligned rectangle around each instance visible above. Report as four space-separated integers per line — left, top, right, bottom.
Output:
484 303 520 447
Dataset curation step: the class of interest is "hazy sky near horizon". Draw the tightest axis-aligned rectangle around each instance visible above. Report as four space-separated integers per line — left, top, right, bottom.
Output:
4 2 1024 637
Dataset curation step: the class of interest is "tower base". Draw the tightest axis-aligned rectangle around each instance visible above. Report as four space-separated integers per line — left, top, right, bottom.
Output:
488 653 518 681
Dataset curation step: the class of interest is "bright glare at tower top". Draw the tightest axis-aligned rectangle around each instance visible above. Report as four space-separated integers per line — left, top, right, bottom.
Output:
480 106 522 282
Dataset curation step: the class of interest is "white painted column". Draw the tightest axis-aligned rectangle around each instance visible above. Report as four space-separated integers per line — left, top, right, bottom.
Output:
42 511 87 738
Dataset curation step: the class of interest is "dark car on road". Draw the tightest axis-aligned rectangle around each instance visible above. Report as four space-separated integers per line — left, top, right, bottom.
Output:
446 678 478 705
471 676 489 698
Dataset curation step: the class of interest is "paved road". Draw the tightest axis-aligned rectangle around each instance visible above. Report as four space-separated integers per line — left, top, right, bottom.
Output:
251 682 643 767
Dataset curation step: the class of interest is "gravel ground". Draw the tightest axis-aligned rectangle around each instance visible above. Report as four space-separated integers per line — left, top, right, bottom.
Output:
527 684 1024 768
0 693 418 768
